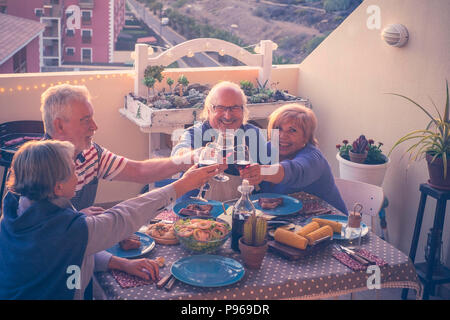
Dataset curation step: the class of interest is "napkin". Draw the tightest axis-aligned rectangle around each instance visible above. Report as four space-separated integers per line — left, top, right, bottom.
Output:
110 270 154 289
332 249 388 271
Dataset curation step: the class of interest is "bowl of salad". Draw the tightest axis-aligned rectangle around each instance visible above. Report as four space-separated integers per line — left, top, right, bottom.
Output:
173 218 231 254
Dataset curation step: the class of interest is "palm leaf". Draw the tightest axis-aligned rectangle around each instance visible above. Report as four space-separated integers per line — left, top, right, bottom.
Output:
387 93 437 123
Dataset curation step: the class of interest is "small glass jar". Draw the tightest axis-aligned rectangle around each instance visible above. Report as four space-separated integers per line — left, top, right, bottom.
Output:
345 204 363 247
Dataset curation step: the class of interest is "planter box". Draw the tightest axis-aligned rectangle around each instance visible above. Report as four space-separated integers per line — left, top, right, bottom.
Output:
120 94 309 134
336 153 390 187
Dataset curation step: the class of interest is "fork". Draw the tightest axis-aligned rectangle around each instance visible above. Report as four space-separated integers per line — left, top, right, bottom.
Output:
333 244 371 266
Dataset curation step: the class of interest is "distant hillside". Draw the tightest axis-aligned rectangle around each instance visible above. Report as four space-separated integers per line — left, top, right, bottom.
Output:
138 0 363 63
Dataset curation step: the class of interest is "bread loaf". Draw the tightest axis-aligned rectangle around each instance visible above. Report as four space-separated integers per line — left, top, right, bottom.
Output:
274 228 308 250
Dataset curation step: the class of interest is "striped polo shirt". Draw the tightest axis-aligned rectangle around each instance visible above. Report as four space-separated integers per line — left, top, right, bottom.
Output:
71 142 128 210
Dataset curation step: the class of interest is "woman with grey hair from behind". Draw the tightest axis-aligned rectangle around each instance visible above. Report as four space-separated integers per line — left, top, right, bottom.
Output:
0 140 221 300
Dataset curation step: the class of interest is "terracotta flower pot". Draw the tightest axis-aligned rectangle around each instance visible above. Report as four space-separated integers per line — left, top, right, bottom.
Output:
348 150 368 164
238 238 268 269
426 153 450 190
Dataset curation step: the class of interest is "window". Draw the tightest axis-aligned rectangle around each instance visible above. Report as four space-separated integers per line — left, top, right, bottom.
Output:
35 8 44 17
66 29 75 37
81 10 92 25
81 29 92 43
13 47 27 73
81 48 92 63
66 47 75 56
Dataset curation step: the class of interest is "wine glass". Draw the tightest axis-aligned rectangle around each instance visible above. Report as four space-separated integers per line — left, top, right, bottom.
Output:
212 131 235 182
234 144 251 171
190 144 217 202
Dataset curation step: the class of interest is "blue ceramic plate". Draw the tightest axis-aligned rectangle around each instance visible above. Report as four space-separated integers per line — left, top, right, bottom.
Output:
174 199 229 219
250 193 303 216
106 232 155 259
305 214 369 240
171 255 245 288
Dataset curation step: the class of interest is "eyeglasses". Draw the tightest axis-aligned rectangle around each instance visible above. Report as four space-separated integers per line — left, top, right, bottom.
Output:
212 105 243 113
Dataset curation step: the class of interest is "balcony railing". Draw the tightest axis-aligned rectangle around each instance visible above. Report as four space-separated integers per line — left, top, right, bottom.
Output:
43 3 62 18
79 0 94 9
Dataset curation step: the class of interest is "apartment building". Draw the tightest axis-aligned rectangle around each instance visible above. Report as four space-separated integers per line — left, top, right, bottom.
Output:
1 0 125 71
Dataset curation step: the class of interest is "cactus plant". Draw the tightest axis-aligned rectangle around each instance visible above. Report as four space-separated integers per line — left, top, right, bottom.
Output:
242 214 267 246
351 135 369 154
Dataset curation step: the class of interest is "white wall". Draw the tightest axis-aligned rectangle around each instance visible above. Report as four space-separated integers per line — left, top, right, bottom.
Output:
298 0 450 264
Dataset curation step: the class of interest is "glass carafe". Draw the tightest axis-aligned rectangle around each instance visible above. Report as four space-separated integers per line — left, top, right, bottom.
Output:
231 179 255 252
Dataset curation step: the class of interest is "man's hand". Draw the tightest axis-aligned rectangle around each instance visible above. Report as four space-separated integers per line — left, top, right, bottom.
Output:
80 206 105 216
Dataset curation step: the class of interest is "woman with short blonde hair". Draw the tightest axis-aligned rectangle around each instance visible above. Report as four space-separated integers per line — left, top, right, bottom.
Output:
241 103 347 214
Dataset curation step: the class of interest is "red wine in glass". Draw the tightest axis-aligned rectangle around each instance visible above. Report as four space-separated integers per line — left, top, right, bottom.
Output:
235 160 251 170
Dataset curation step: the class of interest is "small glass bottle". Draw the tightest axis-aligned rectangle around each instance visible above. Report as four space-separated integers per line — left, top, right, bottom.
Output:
345 204 363 247
231 179 256 252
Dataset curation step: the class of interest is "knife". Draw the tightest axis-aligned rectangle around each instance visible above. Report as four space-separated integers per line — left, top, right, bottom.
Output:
339 245 374 265
156 274 172 289
164 275 177 291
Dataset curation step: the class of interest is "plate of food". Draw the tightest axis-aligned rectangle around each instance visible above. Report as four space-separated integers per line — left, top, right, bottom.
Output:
171 255 245 287
145 222 179 245
173 199 229 218
249 193 303 216
304 214 369 240
106 232 155 258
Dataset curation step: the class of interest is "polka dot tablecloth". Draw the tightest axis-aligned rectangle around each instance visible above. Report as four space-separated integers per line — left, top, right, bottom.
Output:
95 192 422 300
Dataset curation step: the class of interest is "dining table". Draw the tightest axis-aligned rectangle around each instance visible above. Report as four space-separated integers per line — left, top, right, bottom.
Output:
94 192 422 300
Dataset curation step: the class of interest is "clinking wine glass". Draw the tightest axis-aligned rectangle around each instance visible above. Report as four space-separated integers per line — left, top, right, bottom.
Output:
234 144 251 171
213 132 235 182
190 144 218 202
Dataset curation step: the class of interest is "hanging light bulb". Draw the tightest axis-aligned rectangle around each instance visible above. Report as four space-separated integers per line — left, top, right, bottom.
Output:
219 49 225 56
254 45 260 54
187 50 194 58
272 42 278 50
148 46 154 55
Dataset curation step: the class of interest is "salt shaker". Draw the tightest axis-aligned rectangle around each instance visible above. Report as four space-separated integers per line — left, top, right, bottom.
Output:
345 203 363 247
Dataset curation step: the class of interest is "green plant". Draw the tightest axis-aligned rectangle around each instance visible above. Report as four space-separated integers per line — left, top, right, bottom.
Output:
177 75 189 96
388 80 450 177
242 215 267 246
239 80 255 96
143 76 156 98
337 136 387 164
166 77 174 93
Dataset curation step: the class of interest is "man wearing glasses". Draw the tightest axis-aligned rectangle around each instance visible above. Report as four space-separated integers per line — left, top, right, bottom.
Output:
171 81 267 201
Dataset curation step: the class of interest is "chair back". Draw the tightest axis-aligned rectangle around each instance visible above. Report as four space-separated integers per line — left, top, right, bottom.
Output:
334 177 384 217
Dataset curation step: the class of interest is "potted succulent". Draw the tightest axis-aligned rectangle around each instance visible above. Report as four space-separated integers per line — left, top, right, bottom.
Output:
336 135 390 186
238 214 268 269
388 80 450 189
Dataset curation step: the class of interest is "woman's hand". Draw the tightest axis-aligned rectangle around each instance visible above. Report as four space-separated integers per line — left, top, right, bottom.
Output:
239 164 263 186
173 163 227 197
110 257 160 281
